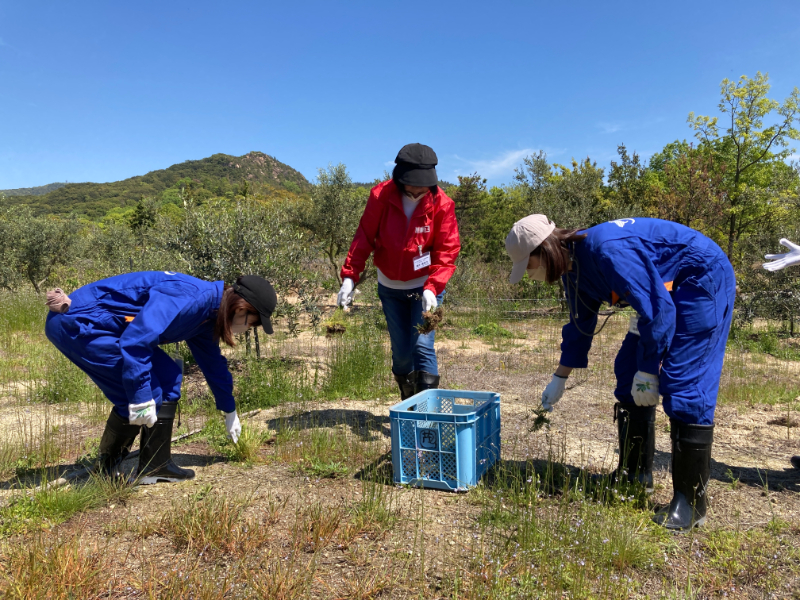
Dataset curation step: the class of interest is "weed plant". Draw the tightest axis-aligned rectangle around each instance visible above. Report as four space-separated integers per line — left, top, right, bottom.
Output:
246 550 316 599
202 417 268 463
0 533 115 599
236 355 315 411
322 322 393 400
440 462 671 598
0 474 134 537
275 423 383 479
149 487 272 558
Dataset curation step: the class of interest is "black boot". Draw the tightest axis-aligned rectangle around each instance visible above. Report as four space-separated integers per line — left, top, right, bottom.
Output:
791 455 800 469
393 372 416 400
137 401 195 484
94 410 141 477
414 371 440 395
613 403 655 492
653 420 713 531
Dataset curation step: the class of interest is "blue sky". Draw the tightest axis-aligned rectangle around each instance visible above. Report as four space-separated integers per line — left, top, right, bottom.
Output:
1 1 799 189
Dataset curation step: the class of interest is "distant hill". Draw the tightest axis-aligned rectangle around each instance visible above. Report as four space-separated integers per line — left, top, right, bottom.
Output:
0 182 66 196
4 152 311 219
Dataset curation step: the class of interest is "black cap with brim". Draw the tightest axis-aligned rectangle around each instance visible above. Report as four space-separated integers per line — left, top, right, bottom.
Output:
394 143 439 187
232 275 277 335
394 161 438 187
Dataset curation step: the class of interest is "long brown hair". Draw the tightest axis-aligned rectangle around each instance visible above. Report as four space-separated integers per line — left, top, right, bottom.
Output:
215 285 260 347
531 228 588 283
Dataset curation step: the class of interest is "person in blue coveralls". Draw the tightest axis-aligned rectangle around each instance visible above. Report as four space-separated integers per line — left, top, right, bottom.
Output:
44 272 276 484
505 215 736 530
762 238 800 470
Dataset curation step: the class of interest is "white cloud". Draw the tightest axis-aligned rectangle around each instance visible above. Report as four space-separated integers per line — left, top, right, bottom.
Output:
452 148 535 179
597 122 623 134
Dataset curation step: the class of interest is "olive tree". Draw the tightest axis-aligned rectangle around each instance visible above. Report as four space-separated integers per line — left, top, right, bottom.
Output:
299 163 366 284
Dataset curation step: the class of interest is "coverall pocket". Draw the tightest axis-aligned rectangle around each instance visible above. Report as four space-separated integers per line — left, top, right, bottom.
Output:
674 272 720 335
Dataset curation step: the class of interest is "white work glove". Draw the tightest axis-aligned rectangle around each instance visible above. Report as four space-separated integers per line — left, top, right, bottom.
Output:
631 371 659 407
541 374 567 412
421 289 437 312
225 410 241 444
337 278 355 308
763 239 800 272
128 400 157 428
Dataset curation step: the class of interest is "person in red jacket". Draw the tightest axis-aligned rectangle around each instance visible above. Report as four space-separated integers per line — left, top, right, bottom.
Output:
337 143 461 399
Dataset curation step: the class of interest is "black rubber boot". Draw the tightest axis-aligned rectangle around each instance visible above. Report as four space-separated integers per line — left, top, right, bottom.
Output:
94 410 141 477
414 371 440 395
137 401 195 484
393 372 416 400
614 403 655 492
653 420 714 531
791 455 800 469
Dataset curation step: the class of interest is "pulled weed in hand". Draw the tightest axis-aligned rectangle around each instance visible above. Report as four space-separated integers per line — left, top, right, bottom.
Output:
416 306 444 334
325 307 348 337
529 406 551 432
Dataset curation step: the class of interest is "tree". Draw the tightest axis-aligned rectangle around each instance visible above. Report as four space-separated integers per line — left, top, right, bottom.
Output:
0 208 83 292
449 173 489 257
605 144 653 219
299 164 366 284
652 147 726 233
129 197 158 232
689 72 800 257
514 151 606 227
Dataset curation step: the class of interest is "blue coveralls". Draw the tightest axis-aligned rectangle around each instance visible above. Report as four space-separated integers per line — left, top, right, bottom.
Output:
45 272 235 420
560 218 736 425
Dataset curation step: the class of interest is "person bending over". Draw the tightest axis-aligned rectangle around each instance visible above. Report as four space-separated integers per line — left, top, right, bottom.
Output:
506 215 736 531
762 238 800 470
45 271 276 484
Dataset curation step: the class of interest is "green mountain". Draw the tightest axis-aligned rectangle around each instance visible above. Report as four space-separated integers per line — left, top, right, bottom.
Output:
0 182 67 197
3 152 310 219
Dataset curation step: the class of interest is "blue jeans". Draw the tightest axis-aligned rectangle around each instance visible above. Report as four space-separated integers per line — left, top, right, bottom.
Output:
377 283 444 376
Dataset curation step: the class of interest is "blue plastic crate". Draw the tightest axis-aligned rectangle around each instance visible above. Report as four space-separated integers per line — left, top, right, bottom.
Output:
389 389 501 491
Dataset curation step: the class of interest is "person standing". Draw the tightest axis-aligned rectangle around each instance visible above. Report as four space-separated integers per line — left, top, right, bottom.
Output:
506 215 736 530
337 143 460 399
45 272 276 483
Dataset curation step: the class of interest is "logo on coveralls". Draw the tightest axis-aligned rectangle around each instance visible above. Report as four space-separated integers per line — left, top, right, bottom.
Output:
611 218 635 228
415 226 431 234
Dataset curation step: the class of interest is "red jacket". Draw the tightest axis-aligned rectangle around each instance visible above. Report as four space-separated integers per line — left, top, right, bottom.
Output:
340 180 461 296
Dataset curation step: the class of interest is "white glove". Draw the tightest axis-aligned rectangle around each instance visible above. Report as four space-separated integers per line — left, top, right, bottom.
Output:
337 278 355 308
225 410 241 444
541 374 567 412
422 289 437 312
223 411 242 444
763 239 800 272
128 400 157 428
631 371 659 407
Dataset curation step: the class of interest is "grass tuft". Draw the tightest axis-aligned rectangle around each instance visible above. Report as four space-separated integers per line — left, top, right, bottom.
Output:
0 533 115 599
150 489 271 558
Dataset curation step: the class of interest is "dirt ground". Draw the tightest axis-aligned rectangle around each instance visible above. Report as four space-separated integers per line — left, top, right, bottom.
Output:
1 310 799 598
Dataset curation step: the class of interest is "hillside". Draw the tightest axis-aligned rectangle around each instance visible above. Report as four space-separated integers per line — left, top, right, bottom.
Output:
4 152 310 219
0 182 66 197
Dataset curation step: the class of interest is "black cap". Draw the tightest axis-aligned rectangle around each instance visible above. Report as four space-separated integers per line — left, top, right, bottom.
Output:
232 275 277 335
393 143 438 187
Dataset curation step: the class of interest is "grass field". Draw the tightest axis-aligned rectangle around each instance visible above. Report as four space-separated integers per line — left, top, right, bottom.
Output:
0 291 799 599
